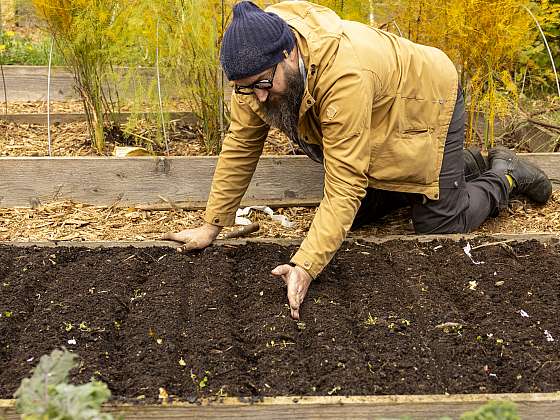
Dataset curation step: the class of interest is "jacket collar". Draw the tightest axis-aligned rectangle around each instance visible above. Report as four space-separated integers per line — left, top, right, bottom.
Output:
267 1 343 118
239 2 343 120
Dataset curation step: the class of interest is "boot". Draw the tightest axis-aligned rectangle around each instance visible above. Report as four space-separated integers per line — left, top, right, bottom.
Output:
463 147 489 182
488 146 552 204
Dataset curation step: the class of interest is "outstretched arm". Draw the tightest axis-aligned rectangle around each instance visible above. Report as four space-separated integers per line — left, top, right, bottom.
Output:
163 94 269 249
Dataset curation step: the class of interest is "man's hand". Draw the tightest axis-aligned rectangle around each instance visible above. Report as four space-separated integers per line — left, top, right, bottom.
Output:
271 264 312 320
162 223 222 251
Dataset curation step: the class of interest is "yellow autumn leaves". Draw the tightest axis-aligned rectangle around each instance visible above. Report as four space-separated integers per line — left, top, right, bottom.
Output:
29 0 559 150
310 0 558 146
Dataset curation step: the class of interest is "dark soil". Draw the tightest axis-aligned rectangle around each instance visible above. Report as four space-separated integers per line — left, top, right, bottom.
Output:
1 239 559 402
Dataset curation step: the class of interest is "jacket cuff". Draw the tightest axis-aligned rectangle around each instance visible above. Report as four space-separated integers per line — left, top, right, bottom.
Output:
290 249 323 280
203 211 236 227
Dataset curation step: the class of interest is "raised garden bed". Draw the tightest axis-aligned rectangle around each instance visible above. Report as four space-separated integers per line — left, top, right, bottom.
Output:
1 235 560 417
0 65 233 102
0 111 198 126
0 154 558 209
0 156 324 209
3 66 558 152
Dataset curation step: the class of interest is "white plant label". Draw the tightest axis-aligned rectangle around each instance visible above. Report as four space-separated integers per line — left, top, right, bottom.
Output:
235 206 295 228
463 243 484 265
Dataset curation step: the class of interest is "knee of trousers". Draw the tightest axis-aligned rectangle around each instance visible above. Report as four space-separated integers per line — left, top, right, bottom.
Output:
412 215 471 234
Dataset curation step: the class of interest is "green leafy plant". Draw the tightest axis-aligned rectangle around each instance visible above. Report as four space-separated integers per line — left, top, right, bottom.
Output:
190 369 210 390
14 348 113 420
0 30 62 65
32 0 136 154
152 0 230 154
459 401 520 420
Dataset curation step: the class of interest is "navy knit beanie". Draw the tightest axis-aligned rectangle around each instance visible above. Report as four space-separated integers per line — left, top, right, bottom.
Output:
220 1 295 81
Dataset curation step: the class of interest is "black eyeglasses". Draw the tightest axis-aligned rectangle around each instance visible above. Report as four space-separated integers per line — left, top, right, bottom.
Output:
234 64 278 95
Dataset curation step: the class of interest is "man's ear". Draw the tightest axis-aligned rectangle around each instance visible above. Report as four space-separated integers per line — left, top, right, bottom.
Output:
287 46 298 64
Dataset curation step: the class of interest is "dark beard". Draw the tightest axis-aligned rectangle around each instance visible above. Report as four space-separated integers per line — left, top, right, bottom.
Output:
260 62 304 143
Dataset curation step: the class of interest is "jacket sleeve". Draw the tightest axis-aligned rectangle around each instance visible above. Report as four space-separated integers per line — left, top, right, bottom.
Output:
290 71 373 278
204 93 269 226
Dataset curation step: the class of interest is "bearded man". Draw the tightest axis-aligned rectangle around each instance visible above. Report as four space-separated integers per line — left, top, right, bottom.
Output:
164 1 552 319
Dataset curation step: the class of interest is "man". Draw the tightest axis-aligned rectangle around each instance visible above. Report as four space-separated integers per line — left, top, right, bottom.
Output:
164 1 552 319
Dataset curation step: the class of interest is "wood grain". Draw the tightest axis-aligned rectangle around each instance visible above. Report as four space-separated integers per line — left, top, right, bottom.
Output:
0 156 325 208
0 153 559 209
0 65 232 101
0 112 198 125
2 393 560 419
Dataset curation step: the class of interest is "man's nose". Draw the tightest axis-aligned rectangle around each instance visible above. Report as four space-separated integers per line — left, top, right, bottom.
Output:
254 88 269 102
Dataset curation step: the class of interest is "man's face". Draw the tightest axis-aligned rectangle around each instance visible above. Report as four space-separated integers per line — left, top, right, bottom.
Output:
261 61 304 142
234 59 304 142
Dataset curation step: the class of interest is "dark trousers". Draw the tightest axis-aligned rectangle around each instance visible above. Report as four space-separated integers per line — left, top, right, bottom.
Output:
352 88 510 234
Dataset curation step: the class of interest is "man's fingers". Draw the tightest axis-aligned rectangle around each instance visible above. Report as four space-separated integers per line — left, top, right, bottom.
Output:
271 264 291 277
287 288 300 314
289 297 300 319
176 239 196 252
291 308 300 320
162 232 187 242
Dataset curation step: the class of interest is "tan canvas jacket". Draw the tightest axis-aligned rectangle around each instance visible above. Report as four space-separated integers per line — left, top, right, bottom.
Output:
205 1 459 279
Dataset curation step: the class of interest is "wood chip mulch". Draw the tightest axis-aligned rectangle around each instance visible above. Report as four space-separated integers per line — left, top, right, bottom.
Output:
0 100 193 114
0 105 294 157
1 100 559 241
1 191 558 243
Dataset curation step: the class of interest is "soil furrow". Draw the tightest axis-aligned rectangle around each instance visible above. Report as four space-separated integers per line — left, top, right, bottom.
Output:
0 240 558 401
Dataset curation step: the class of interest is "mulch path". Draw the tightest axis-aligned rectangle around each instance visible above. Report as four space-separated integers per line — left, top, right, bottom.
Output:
1 191 559 243
0 100 295 157
1 100 559 240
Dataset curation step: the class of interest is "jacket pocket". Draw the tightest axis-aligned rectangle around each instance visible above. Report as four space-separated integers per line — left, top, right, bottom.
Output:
370 130 439 185
398 96 440 134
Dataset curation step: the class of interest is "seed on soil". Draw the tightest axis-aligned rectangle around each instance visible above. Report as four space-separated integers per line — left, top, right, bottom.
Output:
435 322 463 333
327 386 341 395
158 387 169 401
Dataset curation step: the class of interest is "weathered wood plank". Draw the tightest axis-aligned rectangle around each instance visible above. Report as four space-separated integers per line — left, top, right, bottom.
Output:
0 112 198 125
520 153 560 182
0 154 558 209
1 66 76 101
0 65 233 102
5 233 560 249
2 393 560 419
0 156 325 208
